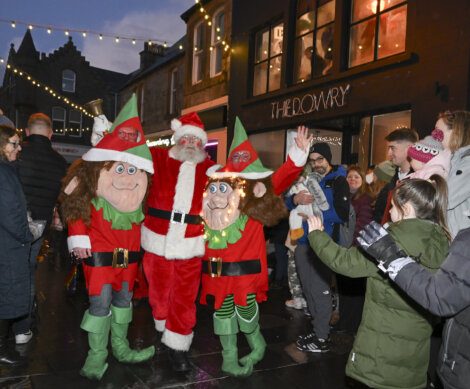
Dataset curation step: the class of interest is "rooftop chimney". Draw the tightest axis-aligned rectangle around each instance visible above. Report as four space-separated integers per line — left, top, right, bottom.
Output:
139 42 165 70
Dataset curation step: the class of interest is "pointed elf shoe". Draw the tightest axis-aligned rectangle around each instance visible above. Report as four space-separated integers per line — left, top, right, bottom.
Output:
236 305 266 366
214 314 253 377
110 305 155 363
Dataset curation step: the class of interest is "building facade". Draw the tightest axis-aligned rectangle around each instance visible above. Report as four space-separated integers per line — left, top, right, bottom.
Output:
181 0 232 164
229 0 470 169
0 30 128 162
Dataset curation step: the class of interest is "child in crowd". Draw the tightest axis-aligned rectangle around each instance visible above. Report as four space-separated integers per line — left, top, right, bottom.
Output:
306 176 450 389
406 128 451 179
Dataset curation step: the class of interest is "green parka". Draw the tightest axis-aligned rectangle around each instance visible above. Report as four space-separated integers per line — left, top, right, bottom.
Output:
308 218 449 389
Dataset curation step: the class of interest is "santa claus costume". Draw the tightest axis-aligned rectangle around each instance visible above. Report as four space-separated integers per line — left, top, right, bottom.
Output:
141 112 214 371
201 117 309 376
63 95 155 380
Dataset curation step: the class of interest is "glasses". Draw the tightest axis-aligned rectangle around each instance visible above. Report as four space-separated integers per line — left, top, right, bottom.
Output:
309 156 325 164
8 141 20 149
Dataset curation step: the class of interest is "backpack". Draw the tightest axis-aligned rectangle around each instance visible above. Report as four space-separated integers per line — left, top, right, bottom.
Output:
338 205 356 248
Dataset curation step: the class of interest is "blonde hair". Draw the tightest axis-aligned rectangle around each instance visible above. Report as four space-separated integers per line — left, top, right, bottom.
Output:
439 110 470 151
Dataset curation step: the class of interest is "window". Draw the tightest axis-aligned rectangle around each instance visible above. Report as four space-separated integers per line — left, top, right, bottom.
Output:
62 69 76 92
52 107 66 135
169 68 178 114
68 109 82 137
192 22 205 84
252 22 284 96
135 85 145 121
293 0 335 83
210 9 225 77
349 0 407 67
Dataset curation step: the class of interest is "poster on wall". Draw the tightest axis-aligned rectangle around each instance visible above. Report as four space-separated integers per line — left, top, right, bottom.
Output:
286 128 343 165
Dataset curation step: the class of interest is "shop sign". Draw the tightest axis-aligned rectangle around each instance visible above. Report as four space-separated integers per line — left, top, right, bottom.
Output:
271 84 351 120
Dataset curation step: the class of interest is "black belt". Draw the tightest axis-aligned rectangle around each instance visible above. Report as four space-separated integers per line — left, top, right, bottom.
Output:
84 250 141 268
147 207 202 225
202 258 261 278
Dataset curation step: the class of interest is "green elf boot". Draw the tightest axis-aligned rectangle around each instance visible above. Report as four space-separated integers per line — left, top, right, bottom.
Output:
237 305 266 366
214 314 253 377
80 310 111 380
110 305 155 363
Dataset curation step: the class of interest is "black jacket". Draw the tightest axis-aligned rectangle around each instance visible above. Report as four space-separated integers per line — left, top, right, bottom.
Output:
0 160 33 319
393 227 470 389
17 135 67 224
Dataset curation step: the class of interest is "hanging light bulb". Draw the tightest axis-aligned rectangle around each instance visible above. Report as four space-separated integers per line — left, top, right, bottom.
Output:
47 28 52 34
28 25 33 30
11 21 16 28
132 39 136 45
65 30 69 36
99 34 103 40
82 32 87 38
115 37 120 43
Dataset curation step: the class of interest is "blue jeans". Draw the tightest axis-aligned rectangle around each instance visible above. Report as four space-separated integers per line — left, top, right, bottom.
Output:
89 282 133 317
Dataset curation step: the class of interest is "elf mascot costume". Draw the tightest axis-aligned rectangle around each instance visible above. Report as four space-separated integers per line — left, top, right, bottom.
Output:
200 118 311 376
61 94 155 380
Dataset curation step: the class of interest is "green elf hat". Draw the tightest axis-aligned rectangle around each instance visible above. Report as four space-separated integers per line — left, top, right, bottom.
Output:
207 116 273 179
82 94 154 174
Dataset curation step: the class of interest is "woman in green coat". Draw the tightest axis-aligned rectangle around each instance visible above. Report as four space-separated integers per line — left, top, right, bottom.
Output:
307 177 450 389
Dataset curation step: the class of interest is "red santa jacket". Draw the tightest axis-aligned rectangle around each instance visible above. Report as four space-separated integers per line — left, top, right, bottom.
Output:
67 206 141 296
141 147 215 259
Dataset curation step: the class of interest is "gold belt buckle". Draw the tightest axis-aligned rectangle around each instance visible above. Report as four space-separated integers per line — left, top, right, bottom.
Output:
112 248 129 268
208 257 222 277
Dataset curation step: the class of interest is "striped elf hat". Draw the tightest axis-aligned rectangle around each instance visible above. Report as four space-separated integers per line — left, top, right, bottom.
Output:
82 94 154 174
207 116 273 179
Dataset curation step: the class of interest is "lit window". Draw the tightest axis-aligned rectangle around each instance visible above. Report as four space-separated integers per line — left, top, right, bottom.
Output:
169 68 178 114
193 22 205 84
293 0 335 84
62 69 76 92
253 22 284 96
52 107 66 135
68 109 82 137
349 0 407 68
210 9 225 77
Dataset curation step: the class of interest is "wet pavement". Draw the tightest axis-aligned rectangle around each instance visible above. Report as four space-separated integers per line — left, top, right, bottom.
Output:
0 253 354 389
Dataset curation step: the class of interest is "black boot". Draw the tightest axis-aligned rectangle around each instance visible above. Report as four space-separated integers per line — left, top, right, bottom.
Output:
168 348 191 372
0 319 25 366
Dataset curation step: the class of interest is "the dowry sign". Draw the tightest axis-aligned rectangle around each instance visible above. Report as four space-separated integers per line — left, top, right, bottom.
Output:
270 84 351 120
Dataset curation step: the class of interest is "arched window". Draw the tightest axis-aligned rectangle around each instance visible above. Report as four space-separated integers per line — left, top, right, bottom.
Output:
210 8 225 77
62 69 76 92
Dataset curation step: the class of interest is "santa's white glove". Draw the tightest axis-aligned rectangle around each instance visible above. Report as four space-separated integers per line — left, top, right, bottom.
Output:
91 114 112 146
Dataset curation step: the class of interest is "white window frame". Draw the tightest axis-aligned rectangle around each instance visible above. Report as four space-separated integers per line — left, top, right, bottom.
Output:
68 109 83 138
210 8 225 78
52 107 66 136
192 21 205 84
169 68 178 115
62 69 76 93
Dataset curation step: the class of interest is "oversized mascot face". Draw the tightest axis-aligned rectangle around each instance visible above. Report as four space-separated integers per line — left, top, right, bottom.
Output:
203 181 241 230
96 161 148 212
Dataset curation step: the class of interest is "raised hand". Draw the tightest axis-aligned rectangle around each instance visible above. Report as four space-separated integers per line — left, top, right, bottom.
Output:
294 125 313 152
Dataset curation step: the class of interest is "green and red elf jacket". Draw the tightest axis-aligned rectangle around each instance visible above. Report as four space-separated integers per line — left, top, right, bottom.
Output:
67 197 144 296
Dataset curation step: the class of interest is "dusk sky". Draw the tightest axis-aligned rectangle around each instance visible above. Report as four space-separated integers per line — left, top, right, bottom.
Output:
0 0 193 78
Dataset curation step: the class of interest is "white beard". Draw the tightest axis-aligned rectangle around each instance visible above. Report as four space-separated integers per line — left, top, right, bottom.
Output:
171 144 206 163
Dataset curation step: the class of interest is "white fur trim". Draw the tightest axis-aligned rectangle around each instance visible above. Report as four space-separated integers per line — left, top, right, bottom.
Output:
206 164 273 179
154 318 166 332
82 148 154 174
288 143 308 167
386 257 415 280
67 235 91 251
162 328 193 351
173 124 208 146
171 118 182 131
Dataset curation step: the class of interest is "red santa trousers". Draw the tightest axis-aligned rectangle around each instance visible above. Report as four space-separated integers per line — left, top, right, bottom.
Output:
143 252 202 351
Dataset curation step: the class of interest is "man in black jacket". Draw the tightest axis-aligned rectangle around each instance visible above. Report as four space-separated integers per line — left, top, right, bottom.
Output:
13 113 67 344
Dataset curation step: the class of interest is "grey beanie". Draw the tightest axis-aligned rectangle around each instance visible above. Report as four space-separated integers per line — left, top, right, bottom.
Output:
0 109 15 129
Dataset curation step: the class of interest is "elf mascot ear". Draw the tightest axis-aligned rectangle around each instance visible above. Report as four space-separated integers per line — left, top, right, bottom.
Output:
253 182 267 198
63 176 80 195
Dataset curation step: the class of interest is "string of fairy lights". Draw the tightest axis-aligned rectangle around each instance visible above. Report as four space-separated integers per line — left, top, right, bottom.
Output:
194 0 231 53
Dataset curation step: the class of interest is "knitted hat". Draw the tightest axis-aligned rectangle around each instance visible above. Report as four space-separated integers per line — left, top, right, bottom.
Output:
206 116 273 179
0 109 15 129
171 112 207 146
309 142 332 164
374 160 396 183
82 94 154 174
408 129 443 163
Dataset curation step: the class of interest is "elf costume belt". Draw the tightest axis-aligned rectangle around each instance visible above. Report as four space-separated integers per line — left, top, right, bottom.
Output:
84 250 141 268
147 207 203 225
202 258 261 278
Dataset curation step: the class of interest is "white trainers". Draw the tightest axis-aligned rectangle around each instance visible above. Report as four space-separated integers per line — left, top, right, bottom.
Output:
285 298 306 310
15 330 33 345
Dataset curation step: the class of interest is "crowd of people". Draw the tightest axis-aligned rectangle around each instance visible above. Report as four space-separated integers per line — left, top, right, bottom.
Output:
1 104 470 389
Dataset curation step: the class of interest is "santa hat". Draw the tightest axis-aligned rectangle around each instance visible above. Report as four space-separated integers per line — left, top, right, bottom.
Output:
82 94 154 174
207 117 273 179
408 129 444 164
171 112 207 145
